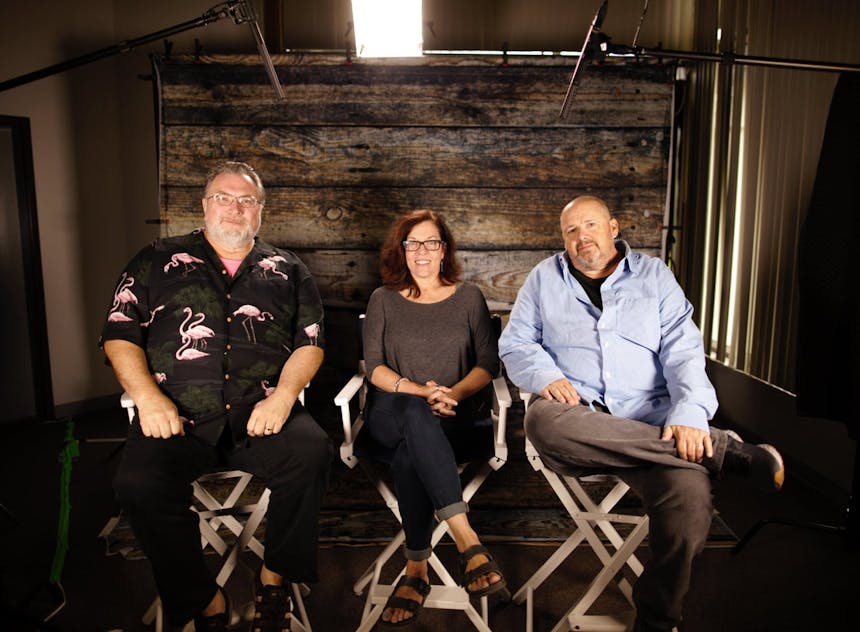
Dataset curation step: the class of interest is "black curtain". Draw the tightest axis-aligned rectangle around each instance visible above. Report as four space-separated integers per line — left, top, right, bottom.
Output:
796 73 860 435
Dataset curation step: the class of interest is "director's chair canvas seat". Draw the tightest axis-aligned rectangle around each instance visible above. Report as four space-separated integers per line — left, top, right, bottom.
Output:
334 314 512 632
120 392 312 632
513 393 651 632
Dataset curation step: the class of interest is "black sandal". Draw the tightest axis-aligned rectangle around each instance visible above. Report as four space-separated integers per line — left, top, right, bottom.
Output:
253 578 292 632
194 588 231 632
379 575 431 627
459 544 507 598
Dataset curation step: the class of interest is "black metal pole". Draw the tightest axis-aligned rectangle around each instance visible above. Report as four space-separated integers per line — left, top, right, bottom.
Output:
0 3 234 93
631 46 860 73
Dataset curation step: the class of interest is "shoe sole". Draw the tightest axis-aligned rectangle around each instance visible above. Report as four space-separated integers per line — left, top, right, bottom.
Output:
760 443 785 491
725 429 743 443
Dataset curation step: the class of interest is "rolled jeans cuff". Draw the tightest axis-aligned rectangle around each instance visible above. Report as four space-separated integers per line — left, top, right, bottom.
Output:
404 545 432 561
436 500 469 522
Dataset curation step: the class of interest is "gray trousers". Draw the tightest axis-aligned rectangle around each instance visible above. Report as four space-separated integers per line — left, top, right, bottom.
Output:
525 398 732 630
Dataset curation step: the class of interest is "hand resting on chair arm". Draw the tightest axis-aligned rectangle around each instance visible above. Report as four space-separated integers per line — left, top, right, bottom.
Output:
104 339 182 439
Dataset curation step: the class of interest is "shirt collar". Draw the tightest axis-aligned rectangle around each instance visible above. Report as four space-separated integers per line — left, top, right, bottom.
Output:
558 239 636 282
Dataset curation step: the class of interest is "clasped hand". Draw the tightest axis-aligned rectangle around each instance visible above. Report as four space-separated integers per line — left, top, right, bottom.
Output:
423 380 458 416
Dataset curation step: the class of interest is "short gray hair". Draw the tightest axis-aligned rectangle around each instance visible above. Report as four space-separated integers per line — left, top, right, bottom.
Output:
203 160 265 206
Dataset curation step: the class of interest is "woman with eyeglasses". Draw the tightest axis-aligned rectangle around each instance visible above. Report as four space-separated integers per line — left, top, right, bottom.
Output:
362 209 507 627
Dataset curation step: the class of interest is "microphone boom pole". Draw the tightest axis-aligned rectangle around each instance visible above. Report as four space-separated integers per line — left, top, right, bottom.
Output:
629 46 860 74
0 0 287 99
559 0 609 118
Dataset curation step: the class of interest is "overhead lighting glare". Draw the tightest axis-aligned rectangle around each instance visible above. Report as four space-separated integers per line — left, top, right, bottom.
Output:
352 0 423 58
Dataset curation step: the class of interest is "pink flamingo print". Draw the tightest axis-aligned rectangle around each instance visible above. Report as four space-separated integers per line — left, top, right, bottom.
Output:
108 272 138 321
164 252 205 274
257 255 289 280
141 305 165 328
175 307 211 361
303 322 321 345
153 372 167 384
176 337 209 361
232 304 273 343
261 379 276 397
180 307 215 350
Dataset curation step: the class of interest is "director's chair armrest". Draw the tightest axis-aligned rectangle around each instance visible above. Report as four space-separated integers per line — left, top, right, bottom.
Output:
334 373 366 468
490 376 512 468
120 392 135 423
518 391 545 470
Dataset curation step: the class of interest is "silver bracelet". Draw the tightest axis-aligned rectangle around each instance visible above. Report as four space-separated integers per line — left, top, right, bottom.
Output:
393 376 410 392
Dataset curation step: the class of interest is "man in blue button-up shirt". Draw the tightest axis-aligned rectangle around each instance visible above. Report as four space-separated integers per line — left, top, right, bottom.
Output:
499 195 784 632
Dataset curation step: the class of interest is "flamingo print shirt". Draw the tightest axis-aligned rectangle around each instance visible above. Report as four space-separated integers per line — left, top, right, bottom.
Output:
100 230 325 446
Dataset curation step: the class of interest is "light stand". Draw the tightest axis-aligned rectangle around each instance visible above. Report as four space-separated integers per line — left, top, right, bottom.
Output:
0 0 285 99
609 43 860 74
561 1 860 551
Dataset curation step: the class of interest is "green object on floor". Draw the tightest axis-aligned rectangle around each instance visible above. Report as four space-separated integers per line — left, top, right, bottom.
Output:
49 419 79 584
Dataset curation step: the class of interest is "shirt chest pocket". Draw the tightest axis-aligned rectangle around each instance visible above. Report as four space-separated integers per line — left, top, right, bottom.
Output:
543 320 598 348
611 297 660 352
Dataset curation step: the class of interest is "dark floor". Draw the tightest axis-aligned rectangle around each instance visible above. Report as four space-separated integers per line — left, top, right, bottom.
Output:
1 397 858 632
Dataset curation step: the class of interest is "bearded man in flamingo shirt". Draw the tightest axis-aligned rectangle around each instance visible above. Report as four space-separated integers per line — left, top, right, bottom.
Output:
100 160 331 631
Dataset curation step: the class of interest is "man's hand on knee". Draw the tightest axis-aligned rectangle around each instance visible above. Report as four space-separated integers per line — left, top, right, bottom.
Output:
247 394 293 437
540 378 581 405
662 424 713 463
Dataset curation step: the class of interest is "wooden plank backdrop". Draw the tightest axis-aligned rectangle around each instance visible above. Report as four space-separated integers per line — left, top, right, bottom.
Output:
155 53 674 364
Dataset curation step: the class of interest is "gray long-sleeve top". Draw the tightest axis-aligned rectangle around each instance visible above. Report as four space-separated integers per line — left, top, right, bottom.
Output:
363 283 499 393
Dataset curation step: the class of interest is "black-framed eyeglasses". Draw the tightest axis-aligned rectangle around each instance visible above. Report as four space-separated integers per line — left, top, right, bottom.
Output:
205 192 260 209
402 239 445 251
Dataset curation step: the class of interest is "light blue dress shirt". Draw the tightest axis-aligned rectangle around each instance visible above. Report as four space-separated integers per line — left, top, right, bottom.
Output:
499 241 718 431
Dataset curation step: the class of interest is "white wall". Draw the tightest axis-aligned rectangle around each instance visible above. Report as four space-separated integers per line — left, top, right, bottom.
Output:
0 1 256 411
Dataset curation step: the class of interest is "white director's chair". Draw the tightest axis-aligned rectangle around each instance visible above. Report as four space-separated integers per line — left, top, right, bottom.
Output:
335 314 511 632
120 392 312 632
513 392 650 632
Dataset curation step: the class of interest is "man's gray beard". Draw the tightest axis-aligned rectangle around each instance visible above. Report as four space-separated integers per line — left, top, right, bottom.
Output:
206 221 256 250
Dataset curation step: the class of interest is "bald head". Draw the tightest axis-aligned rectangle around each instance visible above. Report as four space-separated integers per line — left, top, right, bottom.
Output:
560 196 620 278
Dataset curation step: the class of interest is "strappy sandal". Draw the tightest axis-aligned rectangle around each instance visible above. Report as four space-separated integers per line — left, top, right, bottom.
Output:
379 575 431 627
253 577 292 632
459 544 508 598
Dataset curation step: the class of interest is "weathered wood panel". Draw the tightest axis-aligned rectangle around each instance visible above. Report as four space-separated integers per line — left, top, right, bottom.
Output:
164 186 666 249
293 248 658 309
157 57 674 128
162 125 668 188
294 248 555 309
156 54 674 310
